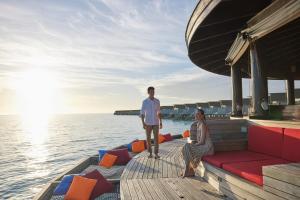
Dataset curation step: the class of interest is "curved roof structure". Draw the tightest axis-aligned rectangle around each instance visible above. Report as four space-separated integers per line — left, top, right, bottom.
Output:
186 0 300 80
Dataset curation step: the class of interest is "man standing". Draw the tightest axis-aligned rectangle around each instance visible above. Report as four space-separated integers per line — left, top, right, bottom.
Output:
140 86 162 159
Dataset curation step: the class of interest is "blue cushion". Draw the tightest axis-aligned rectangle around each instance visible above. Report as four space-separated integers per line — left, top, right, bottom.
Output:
53 175 75 195
127 143 132 152
98 150 108 161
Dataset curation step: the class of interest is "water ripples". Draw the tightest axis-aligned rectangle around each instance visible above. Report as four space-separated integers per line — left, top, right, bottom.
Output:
0 114 190 199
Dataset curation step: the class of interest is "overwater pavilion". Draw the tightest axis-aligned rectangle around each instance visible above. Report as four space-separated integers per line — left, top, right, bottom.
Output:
186 0 300 119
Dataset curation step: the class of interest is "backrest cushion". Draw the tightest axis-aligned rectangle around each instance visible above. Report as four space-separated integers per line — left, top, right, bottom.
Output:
163 133 173 142
65 176 97 200
158 134 165 144
182 130 190 138
127 139 139 151
53 174 75 195
282 128 300 161
132 140 146 153
99 153 118 168
83 170 113 199
248 125 284 157
98 148 131 165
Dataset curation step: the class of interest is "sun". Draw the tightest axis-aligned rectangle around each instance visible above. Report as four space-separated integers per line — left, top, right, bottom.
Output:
14 68 61 143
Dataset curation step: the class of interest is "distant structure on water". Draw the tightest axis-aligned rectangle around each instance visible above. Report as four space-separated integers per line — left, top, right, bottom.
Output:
114 89 300 120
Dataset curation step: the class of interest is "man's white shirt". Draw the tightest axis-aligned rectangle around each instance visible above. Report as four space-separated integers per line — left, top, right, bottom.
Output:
140 97 160 125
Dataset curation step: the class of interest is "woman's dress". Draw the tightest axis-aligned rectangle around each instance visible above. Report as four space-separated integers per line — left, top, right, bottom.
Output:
181 121 214 168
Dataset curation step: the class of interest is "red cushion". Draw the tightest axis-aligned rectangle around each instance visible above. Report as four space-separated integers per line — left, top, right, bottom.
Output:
83 170 113 199
223 159 289 186
202 150 273 168
248 125 284 157
282 128 300 161
163 133 173 142
106 148 131 165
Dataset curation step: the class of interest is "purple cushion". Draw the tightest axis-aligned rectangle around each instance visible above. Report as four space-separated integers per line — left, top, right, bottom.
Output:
99 148 131 165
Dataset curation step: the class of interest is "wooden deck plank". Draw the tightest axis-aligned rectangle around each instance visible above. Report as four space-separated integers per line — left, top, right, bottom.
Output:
154 178 182 200
137 155 148 179
120 139 225 200
132 157 144 179
127 158 140 179
121 158 136 179
126 179 140 200
147 156 155 179
175 178 207 200
137 179 155 200
142 178 164 200
158 157 163 178
171 155 179 177
120 180 132 200
151 158 158 178
142 157 152 179
146 178 168 200
185 177 226 200
162 157 168 178
164 178 192 199
131 179 147 200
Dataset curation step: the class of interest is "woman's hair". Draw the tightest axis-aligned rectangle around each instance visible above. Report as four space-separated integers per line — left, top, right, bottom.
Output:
196 108 206 120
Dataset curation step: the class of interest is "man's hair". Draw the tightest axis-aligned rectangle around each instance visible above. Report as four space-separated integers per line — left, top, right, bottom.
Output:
147 86 155 93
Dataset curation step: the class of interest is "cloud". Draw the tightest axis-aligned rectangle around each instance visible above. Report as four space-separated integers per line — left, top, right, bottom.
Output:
1 0 296 113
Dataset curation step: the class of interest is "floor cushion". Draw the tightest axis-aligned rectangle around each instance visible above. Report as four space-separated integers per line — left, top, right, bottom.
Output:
132 140 146 153
83 170 114 199
223 158 289 186
53 175 76 195
99 148 131 165
182 130 190 138
248 125 284 157
202 150 273 168
99 153 118 168
82 165 126 179
163 133 173 142
127 140 139 151
282 128 300 162
51 183 120 200
65 176 97 200
158 134 165 144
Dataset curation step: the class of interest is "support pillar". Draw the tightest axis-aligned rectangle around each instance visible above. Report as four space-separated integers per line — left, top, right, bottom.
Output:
249 42 268 118
231 65 243 117
286 79 295 105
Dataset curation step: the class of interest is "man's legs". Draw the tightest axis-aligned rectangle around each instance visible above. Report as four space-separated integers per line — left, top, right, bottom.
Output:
153 125 159 158
146 125 153 157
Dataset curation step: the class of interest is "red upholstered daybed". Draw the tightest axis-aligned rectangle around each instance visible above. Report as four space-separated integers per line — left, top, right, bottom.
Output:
202 125 300 186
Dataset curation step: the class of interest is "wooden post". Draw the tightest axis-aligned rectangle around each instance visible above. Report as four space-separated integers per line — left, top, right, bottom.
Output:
249 42 268 117
231 65 243 117
286 79 295 105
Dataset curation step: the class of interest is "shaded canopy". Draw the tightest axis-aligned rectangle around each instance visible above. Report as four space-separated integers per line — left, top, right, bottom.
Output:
186 0 300 80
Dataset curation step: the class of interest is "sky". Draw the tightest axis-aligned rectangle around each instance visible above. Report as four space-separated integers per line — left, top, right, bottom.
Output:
0 0 298 114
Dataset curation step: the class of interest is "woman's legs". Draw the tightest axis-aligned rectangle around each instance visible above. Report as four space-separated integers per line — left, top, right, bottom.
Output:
181 144 195 177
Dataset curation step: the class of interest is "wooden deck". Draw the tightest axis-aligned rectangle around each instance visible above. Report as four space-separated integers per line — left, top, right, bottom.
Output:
120 139 228 200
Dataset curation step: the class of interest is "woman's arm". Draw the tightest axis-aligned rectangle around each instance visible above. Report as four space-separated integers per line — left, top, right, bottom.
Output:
189 122 198 143
197 122 206 145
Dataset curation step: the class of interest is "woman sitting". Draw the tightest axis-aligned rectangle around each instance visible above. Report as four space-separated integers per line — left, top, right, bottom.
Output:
181 109 214 177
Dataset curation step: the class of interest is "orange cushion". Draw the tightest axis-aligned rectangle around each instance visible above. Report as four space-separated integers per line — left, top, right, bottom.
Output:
99 153 118 168
132 140 145 153
65 176 97 200
158 134 165 144
182 130 190 138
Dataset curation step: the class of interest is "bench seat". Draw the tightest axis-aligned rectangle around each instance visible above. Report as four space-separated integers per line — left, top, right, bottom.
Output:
222 158 289 185
202 150 274 168
202 125 300 186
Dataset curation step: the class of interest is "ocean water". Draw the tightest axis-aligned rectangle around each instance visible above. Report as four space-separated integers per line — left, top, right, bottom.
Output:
0 114 191 199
